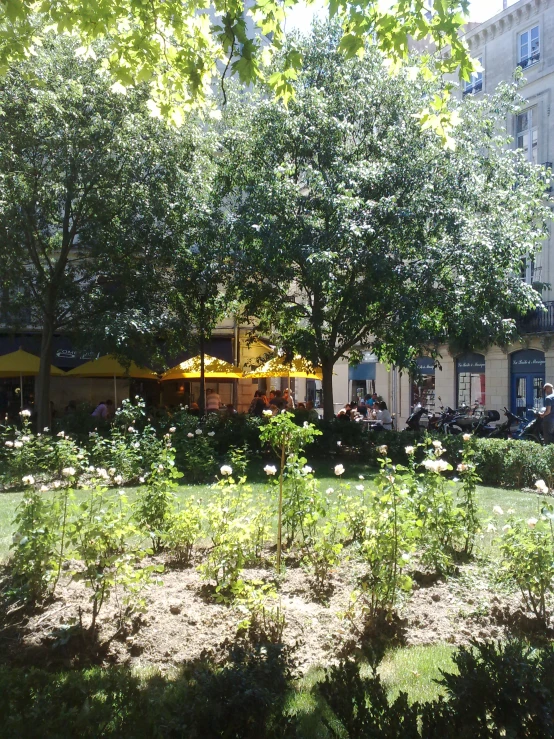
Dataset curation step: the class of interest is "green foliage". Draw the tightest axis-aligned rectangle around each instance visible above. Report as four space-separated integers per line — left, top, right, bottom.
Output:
172 427 219 483
163 502 203 565
65 484 161 631
135 435 183 552
235 580 286 644
457 436 481 555
497 510 554 622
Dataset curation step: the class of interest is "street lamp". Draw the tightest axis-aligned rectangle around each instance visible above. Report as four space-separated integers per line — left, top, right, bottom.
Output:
198 279 207 417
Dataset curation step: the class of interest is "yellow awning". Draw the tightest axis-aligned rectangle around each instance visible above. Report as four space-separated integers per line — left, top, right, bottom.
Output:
162 354 243 380
243 354 322 380
0 349 65 377
67 355 158 379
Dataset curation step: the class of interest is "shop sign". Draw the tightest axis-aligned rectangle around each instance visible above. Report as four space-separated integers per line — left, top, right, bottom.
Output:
416 357 435 375
457 353 485 373
511 350 545 371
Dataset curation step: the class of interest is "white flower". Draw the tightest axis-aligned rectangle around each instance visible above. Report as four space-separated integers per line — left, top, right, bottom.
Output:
57 431 65 437
337 441 342 447
356 484 364 491
208 431 215 437
220 465 233 476
40 485 48 492
405 446 415 455
325 487 334 495
432 440 442 449
386 475 395 484
127 426 135 433
14 441 23 448
133 442 140 449
169 427 176 433
5 440 13 447
302 465 313 475
53 480 61 488
62 467 76 477
139 476 145 483
195 428 202 435
264 465 277 476
157 465 164 472
457 463 469 472
486 523 497 533
535 479 549 494
21 436 30 442
463 433 471 442
359 474 364 480
187 432 194 438
378 445 388 455
527 517 538 529
401 553 411 562
96 468 109 479
22 475 35 486
19 409 31 417
114 475 123 485
334 464 345 476
502 524 511 532
262 409 273 417
303 421 309 428
422 458 449 473
88 466 95 472
109 468 115 475
492 506 504 516
507 508 515 515
43 427 49 432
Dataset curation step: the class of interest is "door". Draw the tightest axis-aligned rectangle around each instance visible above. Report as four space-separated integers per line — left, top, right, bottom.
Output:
512 373 545 419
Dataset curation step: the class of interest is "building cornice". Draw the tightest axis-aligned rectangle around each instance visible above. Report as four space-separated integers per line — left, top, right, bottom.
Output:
465 0 551 50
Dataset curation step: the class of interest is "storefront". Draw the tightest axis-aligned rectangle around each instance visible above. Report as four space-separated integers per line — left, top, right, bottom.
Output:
348 352 377 401
511 349 545 419
456 353 485 410
411 357 436 412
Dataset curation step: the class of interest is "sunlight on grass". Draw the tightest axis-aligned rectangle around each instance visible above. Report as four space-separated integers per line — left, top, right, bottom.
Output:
378 644 458 704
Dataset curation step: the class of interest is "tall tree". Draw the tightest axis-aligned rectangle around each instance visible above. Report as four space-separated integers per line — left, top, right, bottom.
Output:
0 37 207 428
0 1 476 141
222 26 550 419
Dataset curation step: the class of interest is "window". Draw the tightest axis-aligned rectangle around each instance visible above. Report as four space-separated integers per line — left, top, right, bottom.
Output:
517 107 538 164
518 25 540 69
463 56 483 95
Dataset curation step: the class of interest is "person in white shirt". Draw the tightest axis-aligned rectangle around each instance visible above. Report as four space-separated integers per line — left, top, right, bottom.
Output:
376 401 393 430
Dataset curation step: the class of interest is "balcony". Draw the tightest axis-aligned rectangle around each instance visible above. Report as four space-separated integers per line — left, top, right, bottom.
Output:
518 301 554 334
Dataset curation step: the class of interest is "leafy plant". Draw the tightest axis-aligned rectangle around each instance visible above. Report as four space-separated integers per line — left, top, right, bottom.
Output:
235 580 286 644
163 502 203 565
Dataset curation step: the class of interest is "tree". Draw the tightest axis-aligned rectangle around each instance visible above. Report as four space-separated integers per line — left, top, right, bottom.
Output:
221 26 550 419
0 37 208 428
0 1 476 139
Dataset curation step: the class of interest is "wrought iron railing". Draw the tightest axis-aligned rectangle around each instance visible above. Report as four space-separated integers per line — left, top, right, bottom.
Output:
518 301 554 334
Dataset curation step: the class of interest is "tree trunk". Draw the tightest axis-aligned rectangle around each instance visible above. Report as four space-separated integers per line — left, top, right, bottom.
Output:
321 356 335 421
36 318 54 431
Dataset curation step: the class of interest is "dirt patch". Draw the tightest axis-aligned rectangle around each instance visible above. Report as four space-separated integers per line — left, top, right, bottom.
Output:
0 554 550 673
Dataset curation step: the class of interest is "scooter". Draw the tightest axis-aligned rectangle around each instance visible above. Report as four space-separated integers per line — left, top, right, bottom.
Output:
471 409 501 438
405 404 428 431
512 410 543 444
488 408 521 439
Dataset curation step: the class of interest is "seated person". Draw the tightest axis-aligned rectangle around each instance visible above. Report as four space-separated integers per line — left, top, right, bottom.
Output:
269 389 287 410
376 401 393 430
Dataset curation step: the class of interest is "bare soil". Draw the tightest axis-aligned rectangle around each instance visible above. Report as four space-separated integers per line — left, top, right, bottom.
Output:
1 551 550 673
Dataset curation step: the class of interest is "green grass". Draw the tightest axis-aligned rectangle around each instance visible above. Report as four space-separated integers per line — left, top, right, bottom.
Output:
0 474 543 562
378 644 458 704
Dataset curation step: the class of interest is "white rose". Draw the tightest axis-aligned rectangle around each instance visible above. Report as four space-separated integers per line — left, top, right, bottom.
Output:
302 465 313 475
535 480 549 494
22 475 35 485
62 467 76 477
220 465 233 476
325 487 334 495
114 475 123 485
169 427 176 433
40 484 49 492
21 436 30 442
20 409 31 417
502 524 511 532
14 441 23 448
262 409 273 417
53 480 61 488
432 440 442 449
378 445 388 455
43 427 49 432
187 432 194 438
337 441 342 447
208 431 215 437
527 517 538 529
405 446 415 455
359 474 364 480
5 441 13 447
457 463 468 472
139 476 145 483
492 505 504 516
57 431 65 437
355 484 364 491
195 428 202 435
334 464 345 476
264 465 277 476
463 433 471 442
109 468 115 474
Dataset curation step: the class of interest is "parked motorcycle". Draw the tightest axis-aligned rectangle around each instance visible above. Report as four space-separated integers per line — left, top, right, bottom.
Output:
487 408 521 439
471 409 501 438
512 409 544 444
405 404 428 431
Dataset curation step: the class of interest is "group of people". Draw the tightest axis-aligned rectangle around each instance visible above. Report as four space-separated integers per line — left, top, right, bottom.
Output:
248 388 296 416
338 393 393 430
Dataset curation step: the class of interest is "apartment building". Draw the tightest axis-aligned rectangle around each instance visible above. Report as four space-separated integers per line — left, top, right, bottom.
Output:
356 0 554 426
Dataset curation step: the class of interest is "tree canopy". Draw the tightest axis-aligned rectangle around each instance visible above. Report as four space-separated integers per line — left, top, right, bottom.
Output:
0 36 212 427
0 1 476 140
221 26 550 418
